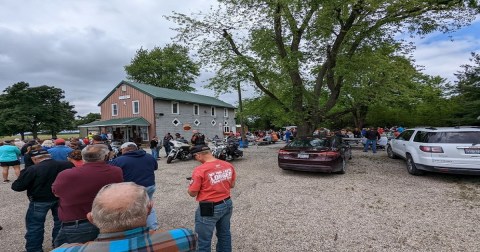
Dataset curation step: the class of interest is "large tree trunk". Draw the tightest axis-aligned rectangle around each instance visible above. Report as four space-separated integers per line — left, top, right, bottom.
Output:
51 130 58 139
353 105 368 129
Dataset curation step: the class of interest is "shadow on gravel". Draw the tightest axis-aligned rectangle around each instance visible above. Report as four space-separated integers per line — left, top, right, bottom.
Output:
279 169 342 179
423 172 480 185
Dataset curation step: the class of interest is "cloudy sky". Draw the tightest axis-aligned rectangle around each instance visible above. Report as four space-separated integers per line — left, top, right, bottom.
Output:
1 1 479 116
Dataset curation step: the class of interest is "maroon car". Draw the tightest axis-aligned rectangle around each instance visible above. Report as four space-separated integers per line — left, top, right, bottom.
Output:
278 136 351 173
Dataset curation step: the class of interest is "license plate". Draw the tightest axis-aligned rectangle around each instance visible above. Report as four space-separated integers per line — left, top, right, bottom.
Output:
464 148 480 154
297 154 309 159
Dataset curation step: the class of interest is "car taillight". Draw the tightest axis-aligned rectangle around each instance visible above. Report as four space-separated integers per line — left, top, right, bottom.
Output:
279 150 292 155
419 146 444 153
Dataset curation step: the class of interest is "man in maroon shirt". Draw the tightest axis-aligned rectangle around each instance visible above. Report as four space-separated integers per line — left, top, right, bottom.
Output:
51 144 123 248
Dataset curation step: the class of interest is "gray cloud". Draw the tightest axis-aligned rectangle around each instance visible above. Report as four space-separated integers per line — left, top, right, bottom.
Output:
0 1 478 116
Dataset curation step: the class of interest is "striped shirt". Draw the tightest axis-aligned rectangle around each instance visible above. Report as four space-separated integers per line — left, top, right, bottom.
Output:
52 227 197 252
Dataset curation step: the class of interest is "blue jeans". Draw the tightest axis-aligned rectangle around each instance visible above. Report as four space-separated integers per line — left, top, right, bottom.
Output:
195 199 233 252
25 200 61 252
146 185 159 230
164 145 171 156
150 148 158 159
364 139 377 153
53 220 99 248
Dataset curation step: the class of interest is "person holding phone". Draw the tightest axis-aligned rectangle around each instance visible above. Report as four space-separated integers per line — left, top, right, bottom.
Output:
187 145 236 252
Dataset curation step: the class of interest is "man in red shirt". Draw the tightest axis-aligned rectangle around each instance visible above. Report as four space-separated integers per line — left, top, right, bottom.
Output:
52 144 123 248
188 145 236 252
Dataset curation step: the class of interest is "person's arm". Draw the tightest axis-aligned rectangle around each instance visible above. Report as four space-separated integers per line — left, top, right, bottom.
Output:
14 147 21 157
188 171 201 197
11 168 34 192
187 189 198 197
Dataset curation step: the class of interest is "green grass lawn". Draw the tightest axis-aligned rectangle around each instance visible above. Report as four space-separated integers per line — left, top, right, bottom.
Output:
0 133 80 142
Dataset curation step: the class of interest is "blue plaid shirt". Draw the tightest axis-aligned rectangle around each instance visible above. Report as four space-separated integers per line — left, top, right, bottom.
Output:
52 227 196 252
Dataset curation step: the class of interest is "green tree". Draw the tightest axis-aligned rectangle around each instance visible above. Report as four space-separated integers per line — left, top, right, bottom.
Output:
168 0 479 136
0 82 31 139
0 82 77 139
124 44 200 92
449 52 480 125
75 113 101 127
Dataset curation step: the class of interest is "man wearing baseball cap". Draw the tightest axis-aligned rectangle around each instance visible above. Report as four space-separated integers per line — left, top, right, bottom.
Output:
187 145 236 252
11 149 74 252
47 138 73 161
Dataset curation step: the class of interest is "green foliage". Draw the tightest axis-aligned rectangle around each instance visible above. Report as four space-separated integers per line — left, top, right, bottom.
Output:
74 113 101 127
448 52 480 125
124 44 200 92
0 82 76 139
168 0 479 136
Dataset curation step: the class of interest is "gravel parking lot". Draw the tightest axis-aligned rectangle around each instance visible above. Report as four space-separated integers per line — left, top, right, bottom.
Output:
1 144 480 251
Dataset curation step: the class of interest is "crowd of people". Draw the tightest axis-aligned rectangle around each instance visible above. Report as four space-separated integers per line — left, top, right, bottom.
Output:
0 134 237 252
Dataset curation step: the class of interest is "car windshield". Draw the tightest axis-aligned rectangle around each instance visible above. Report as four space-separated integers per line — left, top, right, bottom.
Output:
286 138 330 148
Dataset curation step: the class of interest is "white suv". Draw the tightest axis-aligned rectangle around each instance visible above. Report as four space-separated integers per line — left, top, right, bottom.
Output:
387 127 480 175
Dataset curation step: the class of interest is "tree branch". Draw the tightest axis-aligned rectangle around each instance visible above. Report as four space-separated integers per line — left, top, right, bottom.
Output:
222 29 290 112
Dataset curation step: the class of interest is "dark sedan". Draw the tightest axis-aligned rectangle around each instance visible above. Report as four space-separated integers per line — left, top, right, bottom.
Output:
278 136 351 173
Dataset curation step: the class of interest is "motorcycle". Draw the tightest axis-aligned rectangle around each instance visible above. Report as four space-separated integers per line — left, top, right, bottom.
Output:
166 139 192 164
225 140 243 161
214 138 243 161
211 140 227 160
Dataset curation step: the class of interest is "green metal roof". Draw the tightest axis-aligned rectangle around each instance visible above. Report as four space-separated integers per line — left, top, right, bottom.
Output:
98 80 236 109
78 117 150 128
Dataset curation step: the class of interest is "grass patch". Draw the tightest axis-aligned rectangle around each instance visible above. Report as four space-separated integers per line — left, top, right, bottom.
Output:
1 133 80 142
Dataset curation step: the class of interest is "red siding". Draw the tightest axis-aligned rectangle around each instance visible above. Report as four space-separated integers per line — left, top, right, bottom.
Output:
100 84 156 139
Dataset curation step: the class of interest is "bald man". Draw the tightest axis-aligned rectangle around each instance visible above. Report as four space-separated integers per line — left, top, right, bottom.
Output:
52 182 197 252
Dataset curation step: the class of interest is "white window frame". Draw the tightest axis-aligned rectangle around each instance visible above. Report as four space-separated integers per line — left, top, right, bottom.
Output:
172 118 181 126
193 104 200 116
211 106 216 117
132 100 139 114
224 108 228 117
112 103 118 116
224 126 230 133
172 102 179 114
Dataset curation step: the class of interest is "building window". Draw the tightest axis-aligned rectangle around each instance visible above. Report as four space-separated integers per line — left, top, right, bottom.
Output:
132 100 139 114
211 119 216 126
172 102 179 114
193 104 199 115
223 121 229 132
112 103 118 116
172 118 181 126
211 107 216 117
224 108 228 117
194 119 201 126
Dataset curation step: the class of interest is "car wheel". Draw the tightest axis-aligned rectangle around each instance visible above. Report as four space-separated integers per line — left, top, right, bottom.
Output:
337 158 346 174
166 156 173 164
387 146 397 159
406 154 424 176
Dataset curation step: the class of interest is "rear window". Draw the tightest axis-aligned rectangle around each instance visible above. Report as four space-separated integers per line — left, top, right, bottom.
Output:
413 131 480 143
287 138 331 148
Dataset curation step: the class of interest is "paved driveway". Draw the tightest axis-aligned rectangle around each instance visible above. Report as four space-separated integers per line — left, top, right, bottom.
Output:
1 144 480 251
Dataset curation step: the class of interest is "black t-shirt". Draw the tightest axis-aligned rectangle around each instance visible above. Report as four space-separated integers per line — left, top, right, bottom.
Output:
11 159 74 201
191 133 206 146
150 139 158 148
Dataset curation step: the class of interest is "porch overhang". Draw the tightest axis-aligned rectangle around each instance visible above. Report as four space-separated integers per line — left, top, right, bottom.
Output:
78 117 150 128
